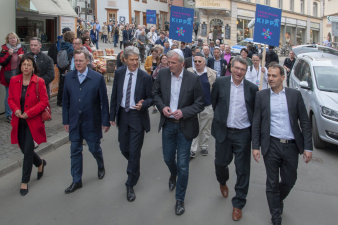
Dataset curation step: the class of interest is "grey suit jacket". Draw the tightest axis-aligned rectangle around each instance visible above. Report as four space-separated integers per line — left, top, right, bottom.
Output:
252 88 313 155
153 68 205 141
211 76 259 143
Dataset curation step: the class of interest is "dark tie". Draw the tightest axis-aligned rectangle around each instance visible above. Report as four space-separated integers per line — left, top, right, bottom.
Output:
125 73 133 112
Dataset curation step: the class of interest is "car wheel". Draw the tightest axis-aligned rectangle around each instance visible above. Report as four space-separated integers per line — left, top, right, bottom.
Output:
312 115 326 149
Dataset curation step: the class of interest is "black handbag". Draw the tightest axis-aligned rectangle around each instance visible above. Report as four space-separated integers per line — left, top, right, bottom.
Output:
4 69 18 84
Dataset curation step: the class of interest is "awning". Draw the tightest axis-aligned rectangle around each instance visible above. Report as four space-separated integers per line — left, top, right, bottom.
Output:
30 0 77 17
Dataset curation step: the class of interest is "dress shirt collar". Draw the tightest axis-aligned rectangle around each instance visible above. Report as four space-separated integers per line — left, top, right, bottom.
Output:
171 67 184 79
271 87 285 94
214 57 221 62
193 66 207 76
77 67 88 78
126 67 138 77
230 75 244 86
224 52 231 55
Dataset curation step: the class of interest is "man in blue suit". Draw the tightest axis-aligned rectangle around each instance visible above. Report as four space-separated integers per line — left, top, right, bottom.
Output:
62 50 110 194
123 26 132 43
207 47 227 77
110 46 153 202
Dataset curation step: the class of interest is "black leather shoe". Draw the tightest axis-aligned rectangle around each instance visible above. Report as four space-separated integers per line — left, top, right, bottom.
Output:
65 182 82 194
280 200 284 214
273 223 281 225
98 167 105 179
20 184 28 196
127 187 136 202
37 160 47 180
169 176 176 191
175 200 185 215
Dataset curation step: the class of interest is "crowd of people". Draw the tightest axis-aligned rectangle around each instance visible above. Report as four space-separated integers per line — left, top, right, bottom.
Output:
0 20 309 225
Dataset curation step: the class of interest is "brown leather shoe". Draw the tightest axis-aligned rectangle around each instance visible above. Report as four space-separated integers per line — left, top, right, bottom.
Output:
232 207 242 221
220 184 229 198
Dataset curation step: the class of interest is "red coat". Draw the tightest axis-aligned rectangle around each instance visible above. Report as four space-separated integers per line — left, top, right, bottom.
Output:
8 74 49 146
0 44 25 87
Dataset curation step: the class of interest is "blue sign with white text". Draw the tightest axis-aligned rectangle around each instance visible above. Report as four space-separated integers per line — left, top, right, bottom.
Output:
169 5 194 43
253 4 282 47
146 10 156 24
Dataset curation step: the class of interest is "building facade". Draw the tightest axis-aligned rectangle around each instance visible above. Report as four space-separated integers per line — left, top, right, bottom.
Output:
195 0 323 47
94 0 170 30
322 0 338 47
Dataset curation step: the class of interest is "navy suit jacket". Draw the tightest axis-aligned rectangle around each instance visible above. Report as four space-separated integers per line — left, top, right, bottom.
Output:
90 29 99 41
182 47 192 58
207 58 227 72
110 68 153 132
62 68 110 142
123 30 132 42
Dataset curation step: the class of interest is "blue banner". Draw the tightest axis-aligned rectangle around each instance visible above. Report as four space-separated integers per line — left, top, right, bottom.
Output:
146 10 156 24
253 4 282 47
169 5 194 43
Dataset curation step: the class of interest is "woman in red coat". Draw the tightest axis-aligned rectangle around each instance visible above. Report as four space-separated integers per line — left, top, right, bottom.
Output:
8 55 49 196
0 32 26 123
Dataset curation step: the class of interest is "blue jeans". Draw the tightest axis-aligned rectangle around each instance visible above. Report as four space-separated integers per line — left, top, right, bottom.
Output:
102 35 107 43
4 86 12 118
162 120 192 201
114 34 119 47
70 140 104 183
92 40 99 49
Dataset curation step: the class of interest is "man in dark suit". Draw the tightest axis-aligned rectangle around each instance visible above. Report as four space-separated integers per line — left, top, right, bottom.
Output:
184 46 200 69
181 42 192 58
110 46 153 202
211 56 259 221
207 47 227 77
252 62 313 225
123 26 132 42
265 45 279 67
153 49 204 215
62 50 110 193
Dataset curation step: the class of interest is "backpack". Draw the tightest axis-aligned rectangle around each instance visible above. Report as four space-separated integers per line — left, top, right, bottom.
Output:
57 50 69 68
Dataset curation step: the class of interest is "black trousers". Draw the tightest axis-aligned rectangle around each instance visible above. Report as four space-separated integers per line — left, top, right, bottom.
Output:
138 47 145 63
214 128 251 209
18 122 42 183
118 108 145 188
120 41 123 49
263 137 299 224
57 69 65 104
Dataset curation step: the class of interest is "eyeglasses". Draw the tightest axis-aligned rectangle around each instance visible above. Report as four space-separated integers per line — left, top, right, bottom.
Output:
194 60 203 63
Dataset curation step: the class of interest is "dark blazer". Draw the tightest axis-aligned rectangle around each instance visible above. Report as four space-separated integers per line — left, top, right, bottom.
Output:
62 68 110 142
90 29 99 41
110 68 153 132
184 57 193 69
207 58 227 72
123 29 132 42
182 47 192 58
211 76 259 143
153 68 205 141
252 88 313 156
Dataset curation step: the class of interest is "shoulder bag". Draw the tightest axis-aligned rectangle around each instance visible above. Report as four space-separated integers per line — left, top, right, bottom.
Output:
36 77 52 122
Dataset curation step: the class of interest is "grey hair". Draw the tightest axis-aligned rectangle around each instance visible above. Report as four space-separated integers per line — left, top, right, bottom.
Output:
74 50 89 60
231 56 248 70
30 37 41 45
194 55 206 63
167 50 184 63
83 29 90 34
252 54 262 60
123 46 140 59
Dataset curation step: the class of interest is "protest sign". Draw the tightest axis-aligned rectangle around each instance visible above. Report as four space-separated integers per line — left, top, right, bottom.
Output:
169 5 194 43
146 10 157 24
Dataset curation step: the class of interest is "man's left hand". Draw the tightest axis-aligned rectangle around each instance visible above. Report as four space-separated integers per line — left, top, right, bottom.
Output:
172 109 183 120
102 126 110 133
132 99 144 111
261 68 266 73
303 151 312 163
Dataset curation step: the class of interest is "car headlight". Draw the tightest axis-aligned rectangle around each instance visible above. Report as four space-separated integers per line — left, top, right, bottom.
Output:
321 106 338 122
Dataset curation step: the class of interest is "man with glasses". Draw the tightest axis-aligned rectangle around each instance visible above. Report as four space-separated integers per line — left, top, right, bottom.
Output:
211 56 259 221
283 51 296 87
187 52 216 158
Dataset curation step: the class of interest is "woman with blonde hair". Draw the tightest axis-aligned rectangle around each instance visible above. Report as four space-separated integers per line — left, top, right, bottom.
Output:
119 26 124 49
0 32 26 123
154 44 164 56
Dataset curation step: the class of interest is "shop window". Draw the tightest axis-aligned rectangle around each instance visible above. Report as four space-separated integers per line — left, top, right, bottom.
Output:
297 27 305 45
290 0 294 11
236 18 253 43
285 26 294 46
313 2 318 17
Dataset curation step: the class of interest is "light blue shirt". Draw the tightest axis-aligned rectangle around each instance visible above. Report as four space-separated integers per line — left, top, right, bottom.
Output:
70 57 75 71
214 58 221 77
77 67 88 84
121 68 138 110
96 23 101 31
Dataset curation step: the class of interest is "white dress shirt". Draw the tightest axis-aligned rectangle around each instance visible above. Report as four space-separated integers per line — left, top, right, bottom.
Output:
227 77 251 129
270 88 294 140
169 69 184 118
121 68 138 110
245 65 268 89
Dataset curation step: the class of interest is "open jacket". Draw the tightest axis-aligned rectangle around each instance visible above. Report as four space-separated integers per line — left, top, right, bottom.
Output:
8 74 49 145
187 66 217 91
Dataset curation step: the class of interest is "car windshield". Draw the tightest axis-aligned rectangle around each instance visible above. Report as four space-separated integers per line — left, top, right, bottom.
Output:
293 46 338 56
313 66 338 93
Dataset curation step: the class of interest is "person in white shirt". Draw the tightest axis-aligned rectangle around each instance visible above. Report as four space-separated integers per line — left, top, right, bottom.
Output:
245 54 268 90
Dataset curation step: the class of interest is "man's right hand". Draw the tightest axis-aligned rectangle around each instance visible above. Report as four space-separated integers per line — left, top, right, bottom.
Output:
110 121 116 126
163 107 172 117
252 149 261 163
64 125 69 133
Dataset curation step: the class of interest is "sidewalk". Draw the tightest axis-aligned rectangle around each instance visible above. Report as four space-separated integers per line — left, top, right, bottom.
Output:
0 41 119 177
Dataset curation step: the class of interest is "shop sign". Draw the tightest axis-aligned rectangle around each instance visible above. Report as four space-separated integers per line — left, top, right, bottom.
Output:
332 22 338 37
311 22 320 29
195 0 228 9
286 18 296 25
169 5 194 43
297 20 307 27
237 9 255 18
60 17 76 33
328 16 338 22
224 25 231 39
146 10 156 24
253 4 282 47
